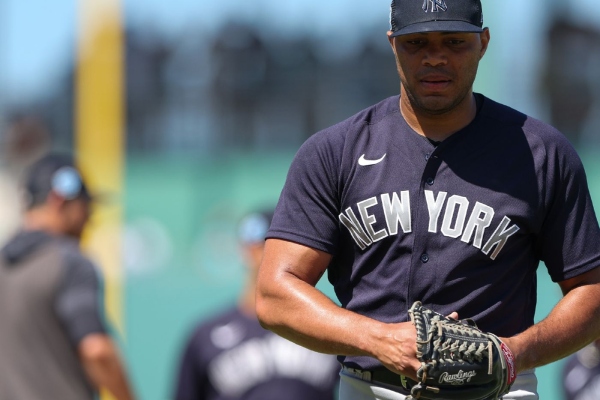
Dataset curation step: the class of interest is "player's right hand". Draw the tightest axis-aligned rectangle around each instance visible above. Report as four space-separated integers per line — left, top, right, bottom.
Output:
372 320 421 380
371 311 460 380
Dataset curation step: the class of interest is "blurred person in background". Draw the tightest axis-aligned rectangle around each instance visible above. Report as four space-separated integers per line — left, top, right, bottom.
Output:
561 339 600 400
0 114 52 246
0 153 136 400
173 208 340 400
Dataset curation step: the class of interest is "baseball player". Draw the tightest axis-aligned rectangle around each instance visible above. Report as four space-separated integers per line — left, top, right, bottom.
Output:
173 209 340 400
561 339 600 400
255 0 600 399
0 153 136 400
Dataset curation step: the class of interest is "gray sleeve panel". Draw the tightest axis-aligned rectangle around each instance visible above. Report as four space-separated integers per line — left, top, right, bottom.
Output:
55 245 107 346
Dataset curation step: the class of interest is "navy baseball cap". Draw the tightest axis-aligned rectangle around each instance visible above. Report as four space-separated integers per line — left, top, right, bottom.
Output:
24 153 93 208
390 0 484 37
237 209 274 244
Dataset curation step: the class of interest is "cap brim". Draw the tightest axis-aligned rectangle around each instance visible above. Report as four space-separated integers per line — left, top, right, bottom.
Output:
390 21 483 37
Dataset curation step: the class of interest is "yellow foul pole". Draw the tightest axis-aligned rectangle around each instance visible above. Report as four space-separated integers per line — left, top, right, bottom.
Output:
75 2 125 399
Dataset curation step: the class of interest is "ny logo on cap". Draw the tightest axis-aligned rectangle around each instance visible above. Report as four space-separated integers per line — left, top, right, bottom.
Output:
422 0 447 12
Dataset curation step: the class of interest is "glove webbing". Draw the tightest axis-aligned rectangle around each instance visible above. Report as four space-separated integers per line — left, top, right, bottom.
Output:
416 316 494 376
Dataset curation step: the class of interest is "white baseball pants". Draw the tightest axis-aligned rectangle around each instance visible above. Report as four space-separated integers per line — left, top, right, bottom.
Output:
339 367 538 400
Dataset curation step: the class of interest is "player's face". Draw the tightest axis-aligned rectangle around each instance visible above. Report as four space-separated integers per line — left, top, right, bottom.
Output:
388 30 490 116
62 197 92 239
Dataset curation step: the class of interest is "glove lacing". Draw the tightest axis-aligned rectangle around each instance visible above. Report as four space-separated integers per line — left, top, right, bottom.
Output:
415 313 494 379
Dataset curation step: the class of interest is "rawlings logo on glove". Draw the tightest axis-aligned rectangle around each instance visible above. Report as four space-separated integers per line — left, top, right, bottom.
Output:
406 301 516 400
439 370 477 384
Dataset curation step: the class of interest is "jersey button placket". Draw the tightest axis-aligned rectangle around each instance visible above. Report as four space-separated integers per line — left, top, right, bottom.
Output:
422 175 433 264
409 151 441 306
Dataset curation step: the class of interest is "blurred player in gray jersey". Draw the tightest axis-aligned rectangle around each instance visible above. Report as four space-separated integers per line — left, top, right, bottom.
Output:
0 153 136 400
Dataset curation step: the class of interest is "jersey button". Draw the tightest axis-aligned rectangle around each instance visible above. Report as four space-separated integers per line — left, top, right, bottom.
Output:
420 253 429 263
425 153 430 161
426 177 434 186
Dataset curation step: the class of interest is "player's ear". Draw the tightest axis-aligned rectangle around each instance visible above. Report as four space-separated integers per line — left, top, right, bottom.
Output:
387 31 398 55
387 31 395 47
479 28 490 59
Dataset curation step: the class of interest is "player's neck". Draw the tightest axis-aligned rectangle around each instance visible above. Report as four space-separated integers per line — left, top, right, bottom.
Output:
400 91 477 143
24 209 70 238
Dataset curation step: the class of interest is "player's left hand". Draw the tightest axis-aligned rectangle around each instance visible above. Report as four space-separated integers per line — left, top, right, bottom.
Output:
406 301 517 400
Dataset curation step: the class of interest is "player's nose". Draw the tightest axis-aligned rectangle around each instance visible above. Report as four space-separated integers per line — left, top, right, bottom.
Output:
422 43 448 67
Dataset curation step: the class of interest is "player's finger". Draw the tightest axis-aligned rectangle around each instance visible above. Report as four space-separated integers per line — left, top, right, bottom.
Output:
447 312 459 320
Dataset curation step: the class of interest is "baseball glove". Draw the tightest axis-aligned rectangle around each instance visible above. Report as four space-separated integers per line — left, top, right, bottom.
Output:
406 301 516 400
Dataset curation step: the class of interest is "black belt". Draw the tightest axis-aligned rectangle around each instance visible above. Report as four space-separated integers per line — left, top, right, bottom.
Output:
341 366 414 394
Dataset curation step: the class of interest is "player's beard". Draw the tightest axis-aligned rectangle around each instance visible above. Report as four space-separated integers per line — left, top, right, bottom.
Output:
399 64 479 117
403 82 473 116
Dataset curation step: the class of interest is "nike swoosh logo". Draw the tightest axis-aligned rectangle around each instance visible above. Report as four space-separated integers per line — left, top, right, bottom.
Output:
358 153 386 166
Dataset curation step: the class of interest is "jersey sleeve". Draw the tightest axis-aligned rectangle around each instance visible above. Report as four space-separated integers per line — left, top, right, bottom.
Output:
267 130 343 254
54 250 107 346
537 139 600 282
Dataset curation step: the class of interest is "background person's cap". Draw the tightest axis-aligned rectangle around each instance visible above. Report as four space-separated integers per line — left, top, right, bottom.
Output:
24 153 93 208
390 0 484 37
237 209 274 244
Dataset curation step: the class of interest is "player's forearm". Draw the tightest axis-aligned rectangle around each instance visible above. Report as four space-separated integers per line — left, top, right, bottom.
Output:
79 334 136 400
86 359 136 400
256 270 383 357
256 272 422 377
256 239 384 356
503 281 600 373
256 239 421 376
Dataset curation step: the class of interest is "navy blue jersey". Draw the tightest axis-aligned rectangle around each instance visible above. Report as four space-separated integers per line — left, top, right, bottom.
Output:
173 306 340 400
267 94 600 370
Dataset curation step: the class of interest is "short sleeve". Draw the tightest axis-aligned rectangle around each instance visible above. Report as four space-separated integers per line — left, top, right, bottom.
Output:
267 131 343 255
55 252 106 346
537 142 600 281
